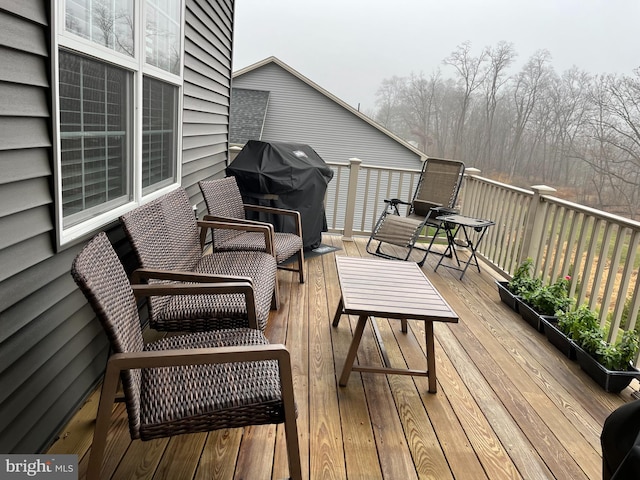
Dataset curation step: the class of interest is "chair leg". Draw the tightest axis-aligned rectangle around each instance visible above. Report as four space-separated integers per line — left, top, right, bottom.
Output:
297 249 305 284
87 359 121 480
278 351 302 480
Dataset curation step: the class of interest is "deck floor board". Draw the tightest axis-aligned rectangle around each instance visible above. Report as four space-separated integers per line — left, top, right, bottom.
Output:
48 234 638 479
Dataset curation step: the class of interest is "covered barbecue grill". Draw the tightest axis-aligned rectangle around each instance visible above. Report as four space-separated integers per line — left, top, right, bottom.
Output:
227 140 334 250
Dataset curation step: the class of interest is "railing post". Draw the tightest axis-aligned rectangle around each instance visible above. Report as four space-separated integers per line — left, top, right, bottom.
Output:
520 185 556 265
228 145 242 164
342 158 362 241
460 167 481 215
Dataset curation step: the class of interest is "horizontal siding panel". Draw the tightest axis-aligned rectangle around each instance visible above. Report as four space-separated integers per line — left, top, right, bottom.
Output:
0 117 51 150
2 326 108 453
0 245 81 315
184 80 229 105
184 20 230 71
0 273 77 342
183 122 228 137
0 148 51 184
0 177 51 217
0 0 48 25
183 109 228 125
185 8 230 55
182 142 227 163
182 152 225 177
0 289 89 391
0 46 48 86
233 63 423 168
183 95 229 115
184 65 228 94
183 132 227 150
0 206 52 250
0 82 49 116
0 233 54 283
189 0 231 47
15 339 107 452
0 10 47 56
185 39 229 78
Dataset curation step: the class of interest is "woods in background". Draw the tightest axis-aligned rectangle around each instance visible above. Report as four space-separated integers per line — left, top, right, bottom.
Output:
373 41 640 219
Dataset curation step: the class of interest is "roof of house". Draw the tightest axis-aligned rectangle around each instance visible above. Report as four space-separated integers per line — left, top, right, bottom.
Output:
229 88 270 144
232 56 427 160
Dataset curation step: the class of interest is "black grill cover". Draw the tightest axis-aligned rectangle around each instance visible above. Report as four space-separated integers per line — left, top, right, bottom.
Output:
227 140 334 250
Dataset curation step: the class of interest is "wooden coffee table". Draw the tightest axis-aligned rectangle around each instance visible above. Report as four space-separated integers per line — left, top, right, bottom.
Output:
332 256 458 393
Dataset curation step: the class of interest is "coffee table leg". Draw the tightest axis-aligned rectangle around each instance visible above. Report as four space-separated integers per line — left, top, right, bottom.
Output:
332 297 344 327
339 314 368 386
425 321 437 393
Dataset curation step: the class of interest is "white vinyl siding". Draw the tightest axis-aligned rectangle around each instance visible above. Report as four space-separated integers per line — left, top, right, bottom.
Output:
232 62 423 169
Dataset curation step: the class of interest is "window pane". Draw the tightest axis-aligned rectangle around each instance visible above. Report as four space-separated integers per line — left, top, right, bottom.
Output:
65 0 135 56
142 76 177 193
145 0 181 74
59 51 131 225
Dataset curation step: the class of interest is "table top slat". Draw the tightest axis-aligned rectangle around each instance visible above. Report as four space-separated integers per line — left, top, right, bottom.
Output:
335 257 458 323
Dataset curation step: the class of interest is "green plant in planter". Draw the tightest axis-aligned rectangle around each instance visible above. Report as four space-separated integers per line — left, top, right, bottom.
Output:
524 276 574 316
508 258 541 297
596 330 640 371
557 304 599 341
560 305 640 371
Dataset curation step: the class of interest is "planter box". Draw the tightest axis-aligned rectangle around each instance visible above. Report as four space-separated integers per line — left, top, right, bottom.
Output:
496 281 519 313
517 299 545 332
574 345 640 393
540 317 576 360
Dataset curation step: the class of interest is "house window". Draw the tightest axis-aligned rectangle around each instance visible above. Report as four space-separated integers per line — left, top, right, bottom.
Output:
55 0 183 245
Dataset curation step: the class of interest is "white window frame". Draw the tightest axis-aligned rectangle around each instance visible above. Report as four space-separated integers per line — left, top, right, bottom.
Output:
52 0 185 249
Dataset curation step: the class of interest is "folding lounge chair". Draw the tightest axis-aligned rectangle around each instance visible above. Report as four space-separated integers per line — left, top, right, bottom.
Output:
120 187 278 332
199 177 305 283
366 157 465 265
71 232 301 480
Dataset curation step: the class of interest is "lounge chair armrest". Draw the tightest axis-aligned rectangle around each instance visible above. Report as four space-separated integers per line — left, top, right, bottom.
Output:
108 343 290 370
197 219 275 256
243 204 300 218
202 214 276 231
131 267 252 285
384 198 411 206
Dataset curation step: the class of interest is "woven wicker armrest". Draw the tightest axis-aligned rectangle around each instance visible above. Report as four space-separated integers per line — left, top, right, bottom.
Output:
131 268 253 286
198 219 275 256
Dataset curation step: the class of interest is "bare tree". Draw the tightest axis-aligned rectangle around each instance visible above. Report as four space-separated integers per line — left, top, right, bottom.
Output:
507 49 553 180
443 41 488 159
480 41 517 170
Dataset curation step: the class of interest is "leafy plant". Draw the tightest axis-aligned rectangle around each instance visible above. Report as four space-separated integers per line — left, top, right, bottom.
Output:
559 304 640 371
557 304 599 341
524 275 574 316
508 258 541 297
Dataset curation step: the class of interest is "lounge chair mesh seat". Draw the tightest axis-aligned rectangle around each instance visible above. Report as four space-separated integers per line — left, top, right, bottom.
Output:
121 188 277 331
367 157 465 264
199 177 305 282
71 232 301 479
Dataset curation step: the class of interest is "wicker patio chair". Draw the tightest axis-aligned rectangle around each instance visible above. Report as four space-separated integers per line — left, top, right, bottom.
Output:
71 232 301 480
366 157 465 265
199 177 305 283
120 187 278 332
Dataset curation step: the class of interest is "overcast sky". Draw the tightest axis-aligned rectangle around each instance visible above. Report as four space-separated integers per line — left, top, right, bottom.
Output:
232 0 640 113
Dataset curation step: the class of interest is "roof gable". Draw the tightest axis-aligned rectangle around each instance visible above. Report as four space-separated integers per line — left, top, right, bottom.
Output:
233 56 426 160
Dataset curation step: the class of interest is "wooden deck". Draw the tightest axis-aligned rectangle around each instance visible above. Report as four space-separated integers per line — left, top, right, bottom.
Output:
48 234 639 479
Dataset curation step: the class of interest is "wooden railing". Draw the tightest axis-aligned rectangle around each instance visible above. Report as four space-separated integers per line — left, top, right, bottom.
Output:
325 159 640 344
